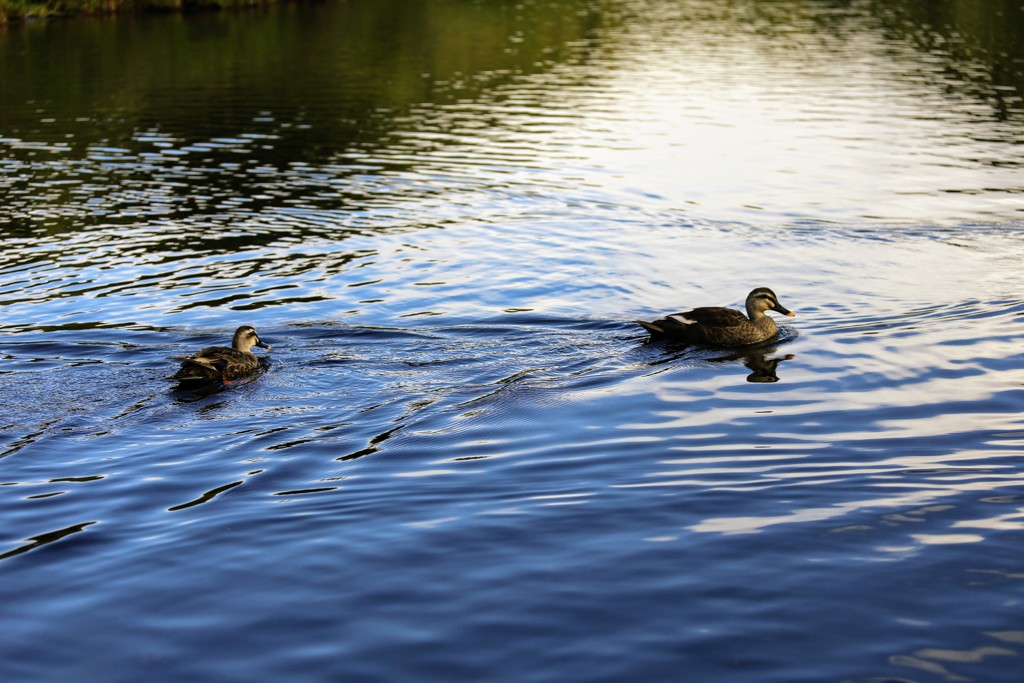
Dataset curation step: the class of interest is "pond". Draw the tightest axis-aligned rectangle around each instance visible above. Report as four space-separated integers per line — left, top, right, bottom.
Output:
1 1 1023 681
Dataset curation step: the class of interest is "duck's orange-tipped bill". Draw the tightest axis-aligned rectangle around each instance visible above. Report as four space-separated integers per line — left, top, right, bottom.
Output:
773 303 795 317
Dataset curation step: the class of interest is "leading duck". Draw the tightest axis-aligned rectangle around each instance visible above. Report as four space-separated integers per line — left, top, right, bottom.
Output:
171 325 271 384
636 287 795 346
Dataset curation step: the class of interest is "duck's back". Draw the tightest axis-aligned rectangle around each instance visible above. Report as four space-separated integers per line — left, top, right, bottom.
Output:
639 306 777 345
640 306 741 338
678 306 747 328
172 346 259 382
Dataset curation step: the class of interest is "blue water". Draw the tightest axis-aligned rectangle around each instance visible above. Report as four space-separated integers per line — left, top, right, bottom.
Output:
2 1 1024 681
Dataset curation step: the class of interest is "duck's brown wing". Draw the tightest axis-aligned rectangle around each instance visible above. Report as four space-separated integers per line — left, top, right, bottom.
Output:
170 345 238 380
675 306 747 328
638 306 746 336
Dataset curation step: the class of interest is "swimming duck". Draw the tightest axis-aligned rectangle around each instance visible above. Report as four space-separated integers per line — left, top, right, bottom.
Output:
171 325 271 383
636 287 795 346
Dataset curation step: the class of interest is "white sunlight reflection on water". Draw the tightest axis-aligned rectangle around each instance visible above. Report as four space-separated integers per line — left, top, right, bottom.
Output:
491 7 1024 224
689 486 1022 538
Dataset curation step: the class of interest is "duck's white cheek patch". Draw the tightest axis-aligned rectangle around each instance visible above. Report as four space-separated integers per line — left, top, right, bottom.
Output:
669 315 697 325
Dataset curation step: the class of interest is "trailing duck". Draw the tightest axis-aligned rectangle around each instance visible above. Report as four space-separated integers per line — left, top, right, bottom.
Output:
171 325 271 384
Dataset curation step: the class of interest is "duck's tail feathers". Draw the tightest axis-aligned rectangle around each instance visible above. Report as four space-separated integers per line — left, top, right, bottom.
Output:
634 320 666 336
168 373 210 383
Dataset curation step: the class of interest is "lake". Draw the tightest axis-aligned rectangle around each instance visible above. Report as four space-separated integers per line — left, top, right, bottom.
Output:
1 1 1023 681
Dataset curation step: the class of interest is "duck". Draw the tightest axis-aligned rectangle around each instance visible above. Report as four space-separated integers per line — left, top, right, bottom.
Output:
171 325 271 383
636 287 795 346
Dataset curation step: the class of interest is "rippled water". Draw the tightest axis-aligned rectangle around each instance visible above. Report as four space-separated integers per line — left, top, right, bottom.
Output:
2 1 1024 681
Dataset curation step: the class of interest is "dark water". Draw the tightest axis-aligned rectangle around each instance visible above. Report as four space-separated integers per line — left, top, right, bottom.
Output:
2 1 1024 681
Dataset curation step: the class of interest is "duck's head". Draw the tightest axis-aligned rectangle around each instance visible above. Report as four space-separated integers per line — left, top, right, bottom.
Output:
746 287 795 317
232 325 271 353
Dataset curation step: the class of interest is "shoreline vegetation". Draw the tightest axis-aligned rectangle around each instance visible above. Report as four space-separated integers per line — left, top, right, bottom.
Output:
1 0 292 24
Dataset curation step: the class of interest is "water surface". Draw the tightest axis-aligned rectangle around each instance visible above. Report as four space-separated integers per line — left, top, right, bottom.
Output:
2 1 1024 681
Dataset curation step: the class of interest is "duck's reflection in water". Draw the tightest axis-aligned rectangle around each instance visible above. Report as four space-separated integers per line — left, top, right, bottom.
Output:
643 338 795 383
708 349 795 383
